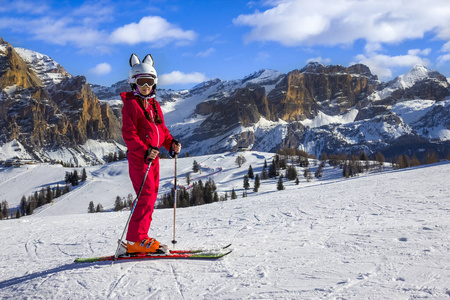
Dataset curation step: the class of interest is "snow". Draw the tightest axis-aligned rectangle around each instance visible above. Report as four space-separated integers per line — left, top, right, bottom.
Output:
0 139 34 161
1 151 450 299
392 99 436 124
301 109 359 128
15 47 69 86
393 64 431 90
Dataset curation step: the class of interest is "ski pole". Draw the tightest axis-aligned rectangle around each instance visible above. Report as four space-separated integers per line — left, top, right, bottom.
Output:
172 154 178 246
112 150 157 264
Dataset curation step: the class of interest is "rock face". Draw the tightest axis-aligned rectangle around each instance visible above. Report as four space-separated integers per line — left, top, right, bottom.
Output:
267 63 379 121
0 37 123 163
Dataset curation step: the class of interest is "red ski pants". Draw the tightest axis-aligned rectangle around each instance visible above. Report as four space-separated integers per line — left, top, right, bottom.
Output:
126 157 160 242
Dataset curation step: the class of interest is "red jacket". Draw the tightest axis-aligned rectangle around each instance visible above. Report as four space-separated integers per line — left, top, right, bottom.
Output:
121 92 173 160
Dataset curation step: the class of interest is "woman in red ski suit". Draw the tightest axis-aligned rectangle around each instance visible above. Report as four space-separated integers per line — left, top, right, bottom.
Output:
121 53 180 253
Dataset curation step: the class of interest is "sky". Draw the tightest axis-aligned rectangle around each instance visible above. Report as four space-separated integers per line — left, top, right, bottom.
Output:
1 0 450 90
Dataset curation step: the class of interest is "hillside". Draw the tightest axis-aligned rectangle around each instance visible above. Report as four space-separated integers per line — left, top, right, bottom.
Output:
0 152 449 299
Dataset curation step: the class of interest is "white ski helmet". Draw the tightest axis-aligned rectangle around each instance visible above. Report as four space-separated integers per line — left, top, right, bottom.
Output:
128 53 158 90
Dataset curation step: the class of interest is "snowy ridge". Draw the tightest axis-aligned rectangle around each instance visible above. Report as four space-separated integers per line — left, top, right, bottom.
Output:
15 47 70 86
393 64 431 90
0 151 449 299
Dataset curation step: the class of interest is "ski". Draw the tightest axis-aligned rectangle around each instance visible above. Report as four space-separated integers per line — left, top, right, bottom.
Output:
74 244 232 263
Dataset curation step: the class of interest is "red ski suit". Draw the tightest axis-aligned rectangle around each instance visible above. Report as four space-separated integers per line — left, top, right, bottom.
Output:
121 92 174 242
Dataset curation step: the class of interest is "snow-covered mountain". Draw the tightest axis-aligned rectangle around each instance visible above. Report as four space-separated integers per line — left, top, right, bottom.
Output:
2 35 450 165
1 151 449 299
14 47 71 87
95 63 448 159
0 37 124 166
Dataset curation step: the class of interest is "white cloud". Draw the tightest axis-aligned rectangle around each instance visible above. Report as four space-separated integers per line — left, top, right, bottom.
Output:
196 48 216 57
408 48 431 56
441 41 450 53
0 0 49 15
353 51 431 79
158 71 208 86
89 63 112 75
307 57 331 64
233 0 450 47
437 54 450 66
0 8 196 52
109 16 197 46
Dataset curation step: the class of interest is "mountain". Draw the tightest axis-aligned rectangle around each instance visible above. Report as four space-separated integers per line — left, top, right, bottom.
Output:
104 62 446 159
1 35 449 164
178 64 449 158
0 37 124 165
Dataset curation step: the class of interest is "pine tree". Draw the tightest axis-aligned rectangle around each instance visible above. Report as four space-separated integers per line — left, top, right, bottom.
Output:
193 160 199 173
424 149 439 165
63 184 71 194
295 177 300 185
375 152 385 169
243 175 250 191
304 168 313 182
410 154 421 167
37 188 45 207
186 172 191 185
277 175 285 191
315 162 324 178
72 170 79 186
28 196 36 215
2 200 9 219
114 196 123 211
248 165 254 179
253 174 260 192
96 203 104 212
55 184 62 198
88 201 96 213
261 166 269 180
231 188 237 199
46 185 53 204
191 181 205 206
20 196 27 216
268 160 277 178
82 168 87 182
286 165 298 180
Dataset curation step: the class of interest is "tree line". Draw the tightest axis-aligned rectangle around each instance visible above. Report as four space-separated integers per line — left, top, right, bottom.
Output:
0 168 88 220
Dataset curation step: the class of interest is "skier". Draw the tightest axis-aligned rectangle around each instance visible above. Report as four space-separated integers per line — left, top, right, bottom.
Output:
121 53 181 253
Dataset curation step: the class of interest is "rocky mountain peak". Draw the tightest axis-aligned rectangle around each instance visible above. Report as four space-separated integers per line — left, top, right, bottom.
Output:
15 47 70 87
0 36 123 164
0 38 43 89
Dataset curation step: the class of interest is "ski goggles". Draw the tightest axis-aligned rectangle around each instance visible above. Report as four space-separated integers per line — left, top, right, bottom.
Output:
135 76 156 88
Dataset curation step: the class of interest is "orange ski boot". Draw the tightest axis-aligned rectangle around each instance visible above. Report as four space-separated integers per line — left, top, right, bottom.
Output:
127 238 160 253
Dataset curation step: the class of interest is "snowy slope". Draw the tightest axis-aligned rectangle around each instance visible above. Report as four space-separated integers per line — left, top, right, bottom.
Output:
0 152 449 299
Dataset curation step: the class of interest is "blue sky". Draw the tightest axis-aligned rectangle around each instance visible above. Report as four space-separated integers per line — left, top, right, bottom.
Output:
1 0 450 90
